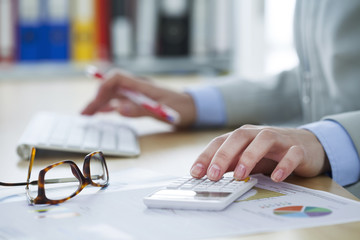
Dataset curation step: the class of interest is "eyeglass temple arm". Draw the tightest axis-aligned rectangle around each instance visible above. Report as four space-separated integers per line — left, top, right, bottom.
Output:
0 177 88 186
0 178 80 186
1 175 103 187
0 181 28 186
31 174 103 185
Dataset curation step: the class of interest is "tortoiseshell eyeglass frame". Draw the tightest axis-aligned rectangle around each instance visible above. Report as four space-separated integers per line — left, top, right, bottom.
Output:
0 147 109 205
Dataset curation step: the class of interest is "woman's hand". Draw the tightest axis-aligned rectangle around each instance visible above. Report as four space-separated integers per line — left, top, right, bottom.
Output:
190 124 330 182
82 69 196 127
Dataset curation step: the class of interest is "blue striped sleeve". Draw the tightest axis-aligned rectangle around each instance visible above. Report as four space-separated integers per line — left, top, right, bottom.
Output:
301 120 360 186
186 86 227 127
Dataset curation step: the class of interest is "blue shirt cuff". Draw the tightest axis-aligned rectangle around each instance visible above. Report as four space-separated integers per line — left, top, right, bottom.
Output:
301 120 360 186
186 86 226 127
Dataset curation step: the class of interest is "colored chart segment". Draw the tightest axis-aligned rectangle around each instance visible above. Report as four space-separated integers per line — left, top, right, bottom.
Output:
235 187 286 202
274 206 332 218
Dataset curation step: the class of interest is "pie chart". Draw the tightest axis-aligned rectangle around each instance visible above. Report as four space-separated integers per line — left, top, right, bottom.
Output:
273 205 332 218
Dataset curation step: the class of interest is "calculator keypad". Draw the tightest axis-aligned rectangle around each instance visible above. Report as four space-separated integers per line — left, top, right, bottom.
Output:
166 176 249 193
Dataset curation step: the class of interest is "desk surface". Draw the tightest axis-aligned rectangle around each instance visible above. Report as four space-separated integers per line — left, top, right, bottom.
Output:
0 76 359 239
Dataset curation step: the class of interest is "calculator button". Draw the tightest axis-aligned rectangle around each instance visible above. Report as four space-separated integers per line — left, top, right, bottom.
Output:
218 188 235 193
193 185 208 192
188 178 204 184
202 179 215 186
165 176 253 193
180 184 195 190
166 184 183 189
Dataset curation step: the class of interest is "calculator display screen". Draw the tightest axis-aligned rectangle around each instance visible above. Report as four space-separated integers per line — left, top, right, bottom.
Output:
148 189 231 201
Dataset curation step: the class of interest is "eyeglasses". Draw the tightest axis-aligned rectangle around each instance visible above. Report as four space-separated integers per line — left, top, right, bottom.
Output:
0 148 109 204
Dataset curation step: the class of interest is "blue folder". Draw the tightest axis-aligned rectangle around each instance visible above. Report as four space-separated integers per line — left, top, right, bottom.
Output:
46 0 70 61
17 10 42 61
17 0 70 62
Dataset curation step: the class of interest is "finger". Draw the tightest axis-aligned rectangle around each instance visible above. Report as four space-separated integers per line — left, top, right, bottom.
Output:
106 69 161 99
271 145 304 182
95 97 168 122
82 100 105 115
81 78 121 115
234 129 288 180
206 128 259 181
190 133 230 178
97 103 116 113
116 100 154 118
239 124 261 129
82 70 147 115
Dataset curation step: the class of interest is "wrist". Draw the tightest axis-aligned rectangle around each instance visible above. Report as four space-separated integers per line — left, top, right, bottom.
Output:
176 93 196 128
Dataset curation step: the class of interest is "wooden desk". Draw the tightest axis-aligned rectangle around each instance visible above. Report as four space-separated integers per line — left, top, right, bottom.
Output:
0 77 359 239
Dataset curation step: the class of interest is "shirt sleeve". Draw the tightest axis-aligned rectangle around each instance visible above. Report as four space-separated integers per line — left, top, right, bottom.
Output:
301 120 360 186
186 86 227 127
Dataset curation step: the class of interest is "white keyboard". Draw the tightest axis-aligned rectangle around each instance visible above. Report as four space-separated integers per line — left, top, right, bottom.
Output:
17 112 140 159
144 175 258 211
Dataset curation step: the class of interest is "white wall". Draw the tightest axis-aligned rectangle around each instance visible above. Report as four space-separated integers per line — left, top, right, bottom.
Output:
231 0 297 79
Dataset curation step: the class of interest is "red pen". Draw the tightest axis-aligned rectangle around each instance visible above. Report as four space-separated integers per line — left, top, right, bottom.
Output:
85 66 181 124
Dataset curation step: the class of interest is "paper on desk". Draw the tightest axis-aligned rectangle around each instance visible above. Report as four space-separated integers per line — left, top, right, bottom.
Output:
0 172 360 240
0 168 175 204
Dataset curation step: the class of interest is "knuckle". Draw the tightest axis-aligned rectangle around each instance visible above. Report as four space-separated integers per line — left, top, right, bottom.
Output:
107 69 122 79
257 129 277 142
283 157 296 170
241 150 257 165
196 152 212 164
211 135 227 145
282 146 305 170
214 150 231 164
290 145 305 159
259 128 275 137
240 124 256 129
232 128 251 139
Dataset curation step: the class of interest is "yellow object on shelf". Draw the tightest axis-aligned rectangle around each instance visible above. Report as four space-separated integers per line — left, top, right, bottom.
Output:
71 0 96 62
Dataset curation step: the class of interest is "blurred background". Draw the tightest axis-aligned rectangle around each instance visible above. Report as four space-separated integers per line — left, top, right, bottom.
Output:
0 0 297 81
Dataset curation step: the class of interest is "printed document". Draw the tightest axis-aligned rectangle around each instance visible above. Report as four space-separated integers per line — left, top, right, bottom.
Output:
0 170 359 240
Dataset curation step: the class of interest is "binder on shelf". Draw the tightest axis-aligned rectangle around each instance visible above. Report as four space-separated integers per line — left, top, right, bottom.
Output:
45 0 70 61
210 0 232 56
0 0 16 63
110 0 134 61
38 0 49 60
156 0 190 57
71 0 96 62
135 0 157 58
17 0 42 61
95 0 111 61
191 0 209 59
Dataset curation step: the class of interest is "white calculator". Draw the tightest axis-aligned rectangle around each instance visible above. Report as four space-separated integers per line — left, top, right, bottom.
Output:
143 175 257 211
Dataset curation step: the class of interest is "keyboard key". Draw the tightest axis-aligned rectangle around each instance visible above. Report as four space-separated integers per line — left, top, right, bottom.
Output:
83 128 100 149
66 126 85 148
117 127 137 152
100 129 117 151
49 121 71 146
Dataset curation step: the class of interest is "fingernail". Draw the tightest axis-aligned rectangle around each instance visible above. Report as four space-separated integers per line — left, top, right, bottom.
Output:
190 163 205 177
272 169 284 182
234 164 246 180
208 164 221 180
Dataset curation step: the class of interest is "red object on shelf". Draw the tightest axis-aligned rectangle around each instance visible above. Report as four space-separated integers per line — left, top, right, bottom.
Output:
0 0 17 63
95 0 111 61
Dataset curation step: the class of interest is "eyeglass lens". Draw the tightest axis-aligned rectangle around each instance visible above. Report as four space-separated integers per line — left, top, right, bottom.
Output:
31 163 81 201
89 152 108 185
